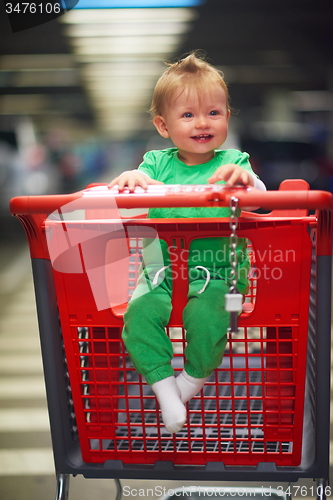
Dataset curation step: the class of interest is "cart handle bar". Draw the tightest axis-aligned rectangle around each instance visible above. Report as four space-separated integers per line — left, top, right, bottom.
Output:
10 184 333 215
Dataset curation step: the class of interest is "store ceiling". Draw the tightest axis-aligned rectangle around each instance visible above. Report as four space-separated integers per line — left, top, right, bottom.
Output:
0 0 332 141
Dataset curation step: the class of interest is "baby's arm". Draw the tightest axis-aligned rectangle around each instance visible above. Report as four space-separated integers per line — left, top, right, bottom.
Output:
207 164 255 187
108 170 163 192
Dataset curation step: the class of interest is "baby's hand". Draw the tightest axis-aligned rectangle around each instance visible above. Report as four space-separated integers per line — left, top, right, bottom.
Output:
108 171 163 192
207 164 254 187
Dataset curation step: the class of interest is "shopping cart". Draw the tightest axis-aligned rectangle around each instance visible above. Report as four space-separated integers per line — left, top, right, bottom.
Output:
9 179 332 500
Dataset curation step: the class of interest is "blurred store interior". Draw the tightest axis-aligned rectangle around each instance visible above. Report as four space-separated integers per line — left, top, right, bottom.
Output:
1 0 333 242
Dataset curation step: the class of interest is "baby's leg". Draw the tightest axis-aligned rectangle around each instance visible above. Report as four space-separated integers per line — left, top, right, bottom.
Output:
177 279 230 402
123 280 186 433
123 285 174 385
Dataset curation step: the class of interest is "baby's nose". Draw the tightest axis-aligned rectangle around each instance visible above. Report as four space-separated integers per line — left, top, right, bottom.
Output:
195 115 209 127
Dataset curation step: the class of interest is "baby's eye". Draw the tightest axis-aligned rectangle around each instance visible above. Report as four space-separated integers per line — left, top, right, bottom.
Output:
209 110 219 116
183 112 193 118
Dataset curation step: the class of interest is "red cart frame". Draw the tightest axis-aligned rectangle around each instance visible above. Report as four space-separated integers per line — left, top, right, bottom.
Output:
10 179 332 500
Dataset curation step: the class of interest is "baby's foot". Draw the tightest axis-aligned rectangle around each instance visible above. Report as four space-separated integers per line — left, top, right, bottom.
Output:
151 376 186 433
176 370 208 404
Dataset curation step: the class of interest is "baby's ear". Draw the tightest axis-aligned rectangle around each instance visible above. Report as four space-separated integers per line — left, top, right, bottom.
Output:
153 115 169 138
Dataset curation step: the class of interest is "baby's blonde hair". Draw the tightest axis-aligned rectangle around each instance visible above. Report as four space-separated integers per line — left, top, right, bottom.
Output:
150 51 230 118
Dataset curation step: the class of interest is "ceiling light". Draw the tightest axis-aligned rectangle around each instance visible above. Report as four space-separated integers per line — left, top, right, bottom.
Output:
82 61 163 76
64 21 191 37
87 80 154 90
71 42 180 56
61 7 197 23
71 34 180 49
93 98 150 107
91 99 150 108
72 0 202 7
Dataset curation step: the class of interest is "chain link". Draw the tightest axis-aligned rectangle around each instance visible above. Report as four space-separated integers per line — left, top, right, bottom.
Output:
229 196 239 294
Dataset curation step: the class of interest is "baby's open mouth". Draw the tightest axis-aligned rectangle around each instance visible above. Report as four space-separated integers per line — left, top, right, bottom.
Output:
191 134 213 140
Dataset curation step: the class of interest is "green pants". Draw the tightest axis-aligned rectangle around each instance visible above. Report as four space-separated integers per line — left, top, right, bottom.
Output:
122 238 249 386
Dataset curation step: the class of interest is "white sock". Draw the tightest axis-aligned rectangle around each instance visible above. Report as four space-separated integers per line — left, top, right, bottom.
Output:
151 376 186 434
176 370 208 404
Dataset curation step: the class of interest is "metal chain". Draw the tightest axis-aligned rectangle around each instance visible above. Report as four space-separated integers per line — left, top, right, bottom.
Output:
229 196 239 294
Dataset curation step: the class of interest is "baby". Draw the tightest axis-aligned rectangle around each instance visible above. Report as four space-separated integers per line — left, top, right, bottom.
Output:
109 52 265 433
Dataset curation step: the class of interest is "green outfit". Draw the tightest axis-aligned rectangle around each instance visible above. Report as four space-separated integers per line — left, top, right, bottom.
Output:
123 148 256 385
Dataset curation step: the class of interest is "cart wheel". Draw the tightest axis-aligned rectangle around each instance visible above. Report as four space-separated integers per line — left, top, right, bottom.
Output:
55 473 70 500
317 478 328 500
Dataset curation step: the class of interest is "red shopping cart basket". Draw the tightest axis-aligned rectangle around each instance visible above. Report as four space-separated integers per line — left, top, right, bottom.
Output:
9 180 332 495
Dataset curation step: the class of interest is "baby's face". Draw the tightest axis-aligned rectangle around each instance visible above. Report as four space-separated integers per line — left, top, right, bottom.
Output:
154 84 230 165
